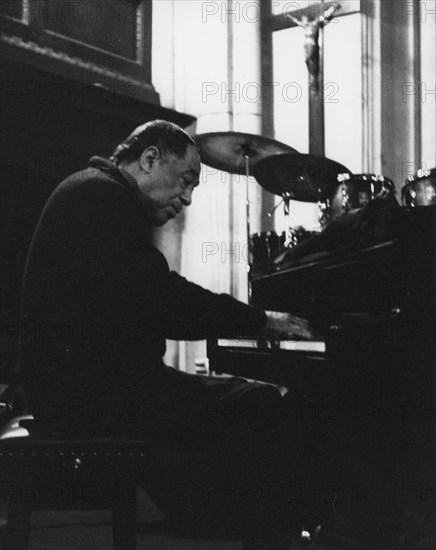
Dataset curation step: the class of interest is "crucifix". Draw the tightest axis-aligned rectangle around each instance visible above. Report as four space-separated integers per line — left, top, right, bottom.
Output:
287 2 340 91
287 1 342 155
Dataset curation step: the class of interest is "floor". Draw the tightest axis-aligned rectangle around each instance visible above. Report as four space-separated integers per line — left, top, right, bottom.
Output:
25 510 242 550
1 508 353 550
1 507 243 550
6 509 436 549
0 485 354 550
2 490 434 549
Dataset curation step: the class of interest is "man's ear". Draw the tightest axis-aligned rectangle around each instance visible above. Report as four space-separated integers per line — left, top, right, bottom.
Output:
139 146 160 173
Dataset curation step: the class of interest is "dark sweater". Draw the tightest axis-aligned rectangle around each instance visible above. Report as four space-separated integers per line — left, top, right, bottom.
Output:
18 157 266 429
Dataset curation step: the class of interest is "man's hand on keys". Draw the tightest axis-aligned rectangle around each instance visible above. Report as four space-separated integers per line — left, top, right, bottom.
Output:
263 310 315 340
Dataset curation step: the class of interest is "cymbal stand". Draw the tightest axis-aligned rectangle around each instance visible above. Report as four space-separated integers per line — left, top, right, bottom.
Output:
244 153 252 301
283 193 293 247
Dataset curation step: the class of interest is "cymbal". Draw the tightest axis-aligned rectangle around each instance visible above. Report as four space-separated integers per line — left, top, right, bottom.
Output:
192 132 298 175
253 153 352 202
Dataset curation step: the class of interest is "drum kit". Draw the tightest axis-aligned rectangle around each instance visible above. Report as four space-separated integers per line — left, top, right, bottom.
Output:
193 131 436 276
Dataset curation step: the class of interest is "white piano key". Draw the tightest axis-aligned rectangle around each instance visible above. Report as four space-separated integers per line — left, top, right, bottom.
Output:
278 340 326 352
217 339 326 353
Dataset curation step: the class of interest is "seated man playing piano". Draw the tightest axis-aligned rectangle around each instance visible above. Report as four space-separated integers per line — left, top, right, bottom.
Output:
17 120 317 548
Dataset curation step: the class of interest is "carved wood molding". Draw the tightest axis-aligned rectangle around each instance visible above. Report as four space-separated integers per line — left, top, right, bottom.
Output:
1 32 159 104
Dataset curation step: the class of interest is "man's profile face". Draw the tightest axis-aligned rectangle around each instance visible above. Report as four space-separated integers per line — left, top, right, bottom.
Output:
141 144 201 226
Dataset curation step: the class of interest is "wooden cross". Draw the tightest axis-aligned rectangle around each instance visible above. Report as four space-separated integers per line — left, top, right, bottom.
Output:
289 1 341 156
268 1 360 156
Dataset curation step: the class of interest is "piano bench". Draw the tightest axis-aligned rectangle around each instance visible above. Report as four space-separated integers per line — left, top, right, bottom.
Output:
1 416 295 550
0 415 151 550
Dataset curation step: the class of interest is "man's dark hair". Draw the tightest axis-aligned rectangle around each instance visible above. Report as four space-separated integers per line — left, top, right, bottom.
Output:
110 120 196 165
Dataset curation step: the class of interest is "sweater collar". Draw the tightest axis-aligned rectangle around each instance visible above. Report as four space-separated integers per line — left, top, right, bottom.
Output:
88 156 147 209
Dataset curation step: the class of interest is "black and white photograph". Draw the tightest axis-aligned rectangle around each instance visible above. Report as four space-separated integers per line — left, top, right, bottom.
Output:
0 1 435 548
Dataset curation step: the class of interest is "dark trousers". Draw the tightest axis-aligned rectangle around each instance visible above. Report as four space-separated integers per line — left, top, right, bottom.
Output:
132 372 406 547
132 378 324 539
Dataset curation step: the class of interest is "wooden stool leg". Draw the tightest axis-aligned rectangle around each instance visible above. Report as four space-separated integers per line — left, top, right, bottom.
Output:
112 478 137 550
5 494 31 550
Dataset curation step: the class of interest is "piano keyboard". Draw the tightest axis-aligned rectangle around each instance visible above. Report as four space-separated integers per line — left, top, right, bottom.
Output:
217 339 326 353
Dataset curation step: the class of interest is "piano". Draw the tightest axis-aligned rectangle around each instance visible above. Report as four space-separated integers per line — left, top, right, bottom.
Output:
207 205 436 546
207 206 436 543
207 206 435 391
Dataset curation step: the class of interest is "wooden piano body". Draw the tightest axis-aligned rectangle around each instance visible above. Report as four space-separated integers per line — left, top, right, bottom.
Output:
207 206 436 543
208 206 435 382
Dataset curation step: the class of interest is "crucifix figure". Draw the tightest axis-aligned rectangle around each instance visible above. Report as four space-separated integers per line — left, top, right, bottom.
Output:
288 2 341 91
